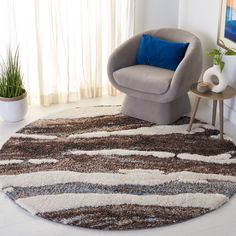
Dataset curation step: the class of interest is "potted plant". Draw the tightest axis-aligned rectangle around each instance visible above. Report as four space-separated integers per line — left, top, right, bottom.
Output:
0 49 27 122
203 40 236 93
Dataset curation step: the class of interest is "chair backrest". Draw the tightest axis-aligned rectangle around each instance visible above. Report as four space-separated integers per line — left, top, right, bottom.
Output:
145 28 197 43
142 28 200 58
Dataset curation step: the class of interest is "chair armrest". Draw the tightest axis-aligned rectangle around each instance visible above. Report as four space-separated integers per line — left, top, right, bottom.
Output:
107 34 141 87
168 38 203 100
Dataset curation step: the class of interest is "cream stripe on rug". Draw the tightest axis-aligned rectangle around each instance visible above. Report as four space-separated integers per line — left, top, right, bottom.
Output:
1 170 236 188
16 192 228 214
68 123 210 139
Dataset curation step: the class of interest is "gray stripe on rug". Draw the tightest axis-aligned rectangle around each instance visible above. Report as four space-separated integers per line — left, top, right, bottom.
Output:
5 180 236 200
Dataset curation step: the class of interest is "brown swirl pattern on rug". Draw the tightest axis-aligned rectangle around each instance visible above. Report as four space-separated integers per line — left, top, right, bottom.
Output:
0 105 236 230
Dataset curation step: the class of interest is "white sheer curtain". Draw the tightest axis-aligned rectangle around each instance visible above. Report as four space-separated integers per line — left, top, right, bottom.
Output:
0 0 135 105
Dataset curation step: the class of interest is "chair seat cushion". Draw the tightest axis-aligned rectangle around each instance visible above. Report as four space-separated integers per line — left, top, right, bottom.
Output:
113 65 174 95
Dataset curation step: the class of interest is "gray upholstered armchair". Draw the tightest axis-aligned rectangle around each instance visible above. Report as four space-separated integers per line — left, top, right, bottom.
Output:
107 28 203 124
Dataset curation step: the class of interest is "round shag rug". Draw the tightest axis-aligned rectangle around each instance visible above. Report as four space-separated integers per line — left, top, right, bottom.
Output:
0 105 236 230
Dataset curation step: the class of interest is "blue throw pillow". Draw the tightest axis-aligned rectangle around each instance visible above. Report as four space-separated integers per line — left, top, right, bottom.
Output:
136 34 189 71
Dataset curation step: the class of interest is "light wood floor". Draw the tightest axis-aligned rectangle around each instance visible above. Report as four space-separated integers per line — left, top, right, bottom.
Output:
0 94 236 236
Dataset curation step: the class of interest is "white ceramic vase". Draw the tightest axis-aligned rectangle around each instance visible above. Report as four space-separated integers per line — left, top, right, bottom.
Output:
203 64 228 93
0 92 28 122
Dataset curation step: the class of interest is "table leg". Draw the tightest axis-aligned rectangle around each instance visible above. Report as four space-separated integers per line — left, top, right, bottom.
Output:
187 97 201 132
212 100 217 126
219 100 224 141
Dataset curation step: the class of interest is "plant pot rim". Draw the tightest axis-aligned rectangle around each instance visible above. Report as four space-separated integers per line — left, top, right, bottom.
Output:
0 91 27 102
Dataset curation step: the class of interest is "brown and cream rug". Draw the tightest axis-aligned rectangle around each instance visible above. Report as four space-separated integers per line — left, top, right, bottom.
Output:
0 105 236 230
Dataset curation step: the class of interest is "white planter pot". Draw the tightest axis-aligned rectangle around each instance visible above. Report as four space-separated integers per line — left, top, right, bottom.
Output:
203 64 228 93
0 93 28 122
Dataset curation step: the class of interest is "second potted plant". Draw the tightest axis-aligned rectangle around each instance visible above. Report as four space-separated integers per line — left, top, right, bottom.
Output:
0 49 27 122
203 40 236 93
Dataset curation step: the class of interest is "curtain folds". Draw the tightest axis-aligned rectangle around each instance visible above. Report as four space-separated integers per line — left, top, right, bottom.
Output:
0 0 135 105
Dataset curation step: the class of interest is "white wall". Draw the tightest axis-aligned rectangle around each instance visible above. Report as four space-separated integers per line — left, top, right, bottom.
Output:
135 0 179 33
178 0 220 69
179 0 236 124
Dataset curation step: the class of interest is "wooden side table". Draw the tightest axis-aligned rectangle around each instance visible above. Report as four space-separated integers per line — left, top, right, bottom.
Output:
187 84 236 141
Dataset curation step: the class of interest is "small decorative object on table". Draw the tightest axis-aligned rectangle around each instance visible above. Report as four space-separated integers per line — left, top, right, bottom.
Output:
197 81 209 93
0 48 27 122
203 41 236 93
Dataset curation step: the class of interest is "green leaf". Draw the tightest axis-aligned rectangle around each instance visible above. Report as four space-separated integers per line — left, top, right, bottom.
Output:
213 49 221 55
213 57 221 65
219 61 225 72
207 49 221 57
225 48 236 56
0 47 24 98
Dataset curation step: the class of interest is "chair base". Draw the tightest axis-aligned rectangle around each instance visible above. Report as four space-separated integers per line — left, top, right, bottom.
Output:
121 94 191 125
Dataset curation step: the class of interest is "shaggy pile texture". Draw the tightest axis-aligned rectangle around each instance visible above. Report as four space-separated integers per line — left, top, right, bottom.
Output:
0 105 236 230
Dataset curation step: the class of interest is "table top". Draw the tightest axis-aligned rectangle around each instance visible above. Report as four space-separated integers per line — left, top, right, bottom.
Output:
190 83 236 100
